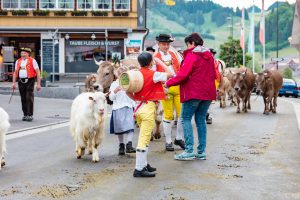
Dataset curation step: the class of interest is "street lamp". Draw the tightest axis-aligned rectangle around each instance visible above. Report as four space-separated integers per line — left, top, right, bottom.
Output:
91 33 96 40
50 29 58 83
65 33 70 40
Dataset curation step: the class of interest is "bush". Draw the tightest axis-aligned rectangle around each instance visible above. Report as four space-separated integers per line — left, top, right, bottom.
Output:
54 10 66 16
0 10 8 16
283 67 293 79
71 11 87 16
33 10 49 16
12 10 29 16
113 11 129 16
91 11 108 16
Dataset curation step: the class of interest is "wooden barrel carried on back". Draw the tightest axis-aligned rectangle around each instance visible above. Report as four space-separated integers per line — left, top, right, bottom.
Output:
119 70 144 93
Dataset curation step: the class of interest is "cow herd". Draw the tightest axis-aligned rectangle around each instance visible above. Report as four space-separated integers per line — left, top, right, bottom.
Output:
217 60 283 115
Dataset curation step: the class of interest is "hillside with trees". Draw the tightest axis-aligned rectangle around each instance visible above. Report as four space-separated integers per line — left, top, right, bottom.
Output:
147 0 296 62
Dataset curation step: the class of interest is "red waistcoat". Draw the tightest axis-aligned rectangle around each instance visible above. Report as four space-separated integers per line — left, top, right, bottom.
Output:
133 68 166 101
154 50 181 74
15 57 37 79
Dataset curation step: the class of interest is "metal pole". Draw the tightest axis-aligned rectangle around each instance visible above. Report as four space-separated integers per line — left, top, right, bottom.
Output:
242 8 245 67
52 37 55 83
105 29 108 61
252 0 255 73
277 0 279 70
231 13 234 67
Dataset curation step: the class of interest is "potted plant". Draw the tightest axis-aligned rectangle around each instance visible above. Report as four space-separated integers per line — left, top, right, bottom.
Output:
91 11 108 16
54 10 67 16
33 10 49 16
113 11 129 16
71 11 87 16
0 10 8 16
40 70 49 87
12 10 29 16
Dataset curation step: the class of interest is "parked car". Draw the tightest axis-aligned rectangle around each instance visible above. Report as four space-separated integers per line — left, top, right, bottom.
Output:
278 78 299 98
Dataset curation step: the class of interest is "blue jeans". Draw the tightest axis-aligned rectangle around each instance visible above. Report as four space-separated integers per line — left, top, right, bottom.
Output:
180 99 211 154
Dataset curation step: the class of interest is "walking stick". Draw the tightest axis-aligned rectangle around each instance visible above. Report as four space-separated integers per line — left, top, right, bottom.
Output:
8 88 15 104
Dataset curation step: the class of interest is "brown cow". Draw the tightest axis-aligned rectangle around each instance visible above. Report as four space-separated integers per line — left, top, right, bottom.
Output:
232 68 255 113
85 73 102 92
218 76 231 108
255 69 283 115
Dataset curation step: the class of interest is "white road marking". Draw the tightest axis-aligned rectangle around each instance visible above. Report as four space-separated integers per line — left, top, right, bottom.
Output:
279 98 300 133
7 121 70 140
6 113 112 140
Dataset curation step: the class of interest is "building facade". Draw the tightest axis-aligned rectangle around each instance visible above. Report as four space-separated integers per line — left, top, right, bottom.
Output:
0 0 147 80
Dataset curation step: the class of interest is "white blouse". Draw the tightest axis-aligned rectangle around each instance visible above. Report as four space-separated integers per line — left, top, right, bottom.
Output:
109 80 136 110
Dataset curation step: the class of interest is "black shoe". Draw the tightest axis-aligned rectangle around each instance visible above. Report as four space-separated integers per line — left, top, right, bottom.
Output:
133 167 156 177
206 117 212 124
146 164 156 172
165 142 174 151
119 143 125 155
22 116 28 121
126 142 136 153
174 139 185 150
27 116 33 122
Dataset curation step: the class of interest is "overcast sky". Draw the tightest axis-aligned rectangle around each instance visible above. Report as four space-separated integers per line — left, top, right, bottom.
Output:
211 0 296 9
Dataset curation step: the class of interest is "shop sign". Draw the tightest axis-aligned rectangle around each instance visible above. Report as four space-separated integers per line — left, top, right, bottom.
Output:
68 40 121 46
2 46 14 63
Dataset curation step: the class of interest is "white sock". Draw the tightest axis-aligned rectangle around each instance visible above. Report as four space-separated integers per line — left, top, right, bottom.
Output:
135 149 147 171
126 131 134 143
118 135 124 144
145 146 149 166
163 120 172 144
176 120 183 140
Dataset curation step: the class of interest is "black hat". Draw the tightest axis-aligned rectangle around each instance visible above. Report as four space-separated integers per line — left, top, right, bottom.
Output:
209 48 216 55
146 46 155 52
20 47 32 53
138 52 153 67
156 34 174 43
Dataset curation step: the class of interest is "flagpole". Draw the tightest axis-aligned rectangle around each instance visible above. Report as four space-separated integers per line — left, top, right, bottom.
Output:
252 0 255 73
242 7 245 66
263 1 266 70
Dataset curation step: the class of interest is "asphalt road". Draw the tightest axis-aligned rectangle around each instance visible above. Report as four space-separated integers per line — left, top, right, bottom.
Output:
0 95 300 200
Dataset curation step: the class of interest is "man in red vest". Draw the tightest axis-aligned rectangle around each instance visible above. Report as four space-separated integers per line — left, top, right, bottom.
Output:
12 47 41 122
154 34 185 151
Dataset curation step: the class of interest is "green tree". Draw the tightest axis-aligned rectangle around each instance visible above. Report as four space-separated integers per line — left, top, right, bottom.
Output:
283 67 293 79
219 37 252 68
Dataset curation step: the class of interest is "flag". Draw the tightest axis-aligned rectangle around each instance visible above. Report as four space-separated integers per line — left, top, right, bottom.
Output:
259 0 265 45
165 0 176 6
240 7 245 50
248 5 255 53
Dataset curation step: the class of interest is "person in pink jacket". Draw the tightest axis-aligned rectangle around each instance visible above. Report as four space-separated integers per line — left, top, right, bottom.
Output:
166 33 216 160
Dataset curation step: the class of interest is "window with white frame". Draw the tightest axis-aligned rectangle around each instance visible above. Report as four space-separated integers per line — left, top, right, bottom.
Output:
20 0 35 9
40 0 74 10
2 0 36 9
58 0 74 9
40 0 55 9
95 0 111 10
77 0 92 10
114 0 130 11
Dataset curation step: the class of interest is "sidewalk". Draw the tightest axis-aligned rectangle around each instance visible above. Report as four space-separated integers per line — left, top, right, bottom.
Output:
0 94 73 132
0 81 84 99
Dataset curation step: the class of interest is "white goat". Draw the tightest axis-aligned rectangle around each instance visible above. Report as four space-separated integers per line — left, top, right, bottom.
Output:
0 107 10 170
